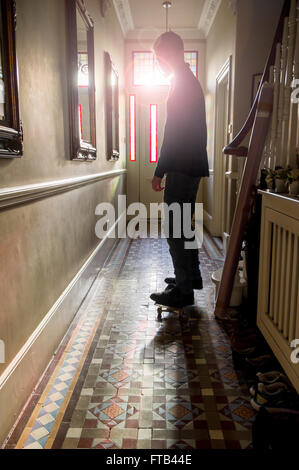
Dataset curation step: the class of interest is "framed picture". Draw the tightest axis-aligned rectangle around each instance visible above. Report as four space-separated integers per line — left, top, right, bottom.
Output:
251 73 263 105
65 0 97 161
104 52 119 161
0 0 23 158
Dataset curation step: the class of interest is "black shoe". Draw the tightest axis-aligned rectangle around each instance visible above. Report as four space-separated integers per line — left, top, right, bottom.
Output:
150 286 194 308
164 277 203 290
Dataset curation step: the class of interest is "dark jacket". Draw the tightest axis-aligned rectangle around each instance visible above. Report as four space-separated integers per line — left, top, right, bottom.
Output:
154 62 209 179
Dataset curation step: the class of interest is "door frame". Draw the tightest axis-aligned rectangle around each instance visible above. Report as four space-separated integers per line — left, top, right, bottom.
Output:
212 55 232 240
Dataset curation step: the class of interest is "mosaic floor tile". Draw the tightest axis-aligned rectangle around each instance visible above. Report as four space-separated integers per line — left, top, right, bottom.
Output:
218 397 256 429
88 397 138 429
153 397 204 429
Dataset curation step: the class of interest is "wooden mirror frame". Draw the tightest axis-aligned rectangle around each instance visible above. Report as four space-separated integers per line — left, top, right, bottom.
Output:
105 52 119 161
0 0 23 159
66 0 96 161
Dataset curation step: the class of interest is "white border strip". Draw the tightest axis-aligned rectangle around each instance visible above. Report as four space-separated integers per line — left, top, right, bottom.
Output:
0 210 126 390
198 0 221 38
113 0 134 36
0 169 127 210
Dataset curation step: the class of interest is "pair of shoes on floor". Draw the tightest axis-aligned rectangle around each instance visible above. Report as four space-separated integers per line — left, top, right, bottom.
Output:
232 348 278 375
230 327 259 341
230 329 266 355
249 380 296 412
164 276 203 290
150 285 194 308
230 332 259 354
255 370 291 387
245 352 276 368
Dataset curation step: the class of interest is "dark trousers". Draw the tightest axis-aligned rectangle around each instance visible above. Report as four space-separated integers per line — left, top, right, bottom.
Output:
163 172 201 295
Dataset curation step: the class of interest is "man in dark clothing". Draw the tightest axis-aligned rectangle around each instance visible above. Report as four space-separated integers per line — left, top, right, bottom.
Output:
150 31 209 308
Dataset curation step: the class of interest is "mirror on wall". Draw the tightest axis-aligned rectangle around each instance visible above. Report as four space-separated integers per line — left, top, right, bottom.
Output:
0 7 5 122
0 0 23 158
105 52 119 161
66 0 96 161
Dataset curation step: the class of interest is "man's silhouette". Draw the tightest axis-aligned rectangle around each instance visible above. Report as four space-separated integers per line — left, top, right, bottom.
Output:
150 31 209 308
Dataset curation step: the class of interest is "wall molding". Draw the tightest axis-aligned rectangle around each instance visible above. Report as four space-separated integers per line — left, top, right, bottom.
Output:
0 169 127 210
198 0 221 38
0 211 126 446
112 0 134 36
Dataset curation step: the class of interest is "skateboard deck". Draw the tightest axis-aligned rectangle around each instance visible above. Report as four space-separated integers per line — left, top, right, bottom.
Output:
155 303 193 321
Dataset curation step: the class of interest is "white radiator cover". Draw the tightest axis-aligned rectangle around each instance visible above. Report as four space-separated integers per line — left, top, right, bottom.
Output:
257 191 299 393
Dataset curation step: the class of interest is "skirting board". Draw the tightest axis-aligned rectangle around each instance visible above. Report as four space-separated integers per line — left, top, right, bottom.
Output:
0 210 126 447
203 209 213 234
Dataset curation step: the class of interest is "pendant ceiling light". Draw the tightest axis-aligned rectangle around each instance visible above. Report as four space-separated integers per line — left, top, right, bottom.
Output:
162 1 172 32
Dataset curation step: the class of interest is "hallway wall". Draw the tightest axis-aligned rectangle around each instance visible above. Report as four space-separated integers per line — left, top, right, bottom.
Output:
0 0 126 445
233 0 285 134
203 1 237 233
232 0 285 195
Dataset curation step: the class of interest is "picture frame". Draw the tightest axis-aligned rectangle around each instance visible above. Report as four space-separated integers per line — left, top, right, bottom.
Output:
65 0 97 161
0 0 23 159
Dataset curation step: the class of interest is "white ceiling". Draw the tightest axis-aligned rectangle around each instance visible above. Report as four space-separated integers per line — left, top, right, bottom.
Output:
112 0 223 40
129 0 204 30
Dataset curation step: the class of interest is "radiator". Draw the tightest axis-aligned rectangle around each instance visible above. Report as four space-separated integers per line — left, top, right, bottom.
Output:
257 191 299 393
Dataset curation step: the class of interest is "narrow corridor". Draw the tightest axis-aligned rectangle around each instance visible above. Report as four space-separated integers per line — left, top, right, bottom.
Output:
4 234 255 450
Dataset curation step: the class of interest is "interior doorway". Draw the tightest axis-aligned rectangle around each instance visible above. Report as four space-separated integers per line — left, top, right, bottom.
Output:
213 56 232 248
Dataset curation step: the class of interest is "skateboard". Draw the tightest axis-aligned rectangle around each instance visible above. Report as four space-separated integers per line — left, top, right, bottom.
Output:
155 303 192 321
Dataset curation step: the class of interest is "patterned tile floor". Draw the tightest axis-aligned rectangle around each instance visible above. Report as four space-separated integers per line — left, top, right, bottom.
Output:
4 234 255 450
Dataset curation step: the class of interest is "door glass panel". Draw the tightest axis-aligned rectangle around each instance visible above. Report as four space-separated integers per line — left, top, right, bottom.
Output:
129 95 136 161
111 68 117 148
150 104 157 163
